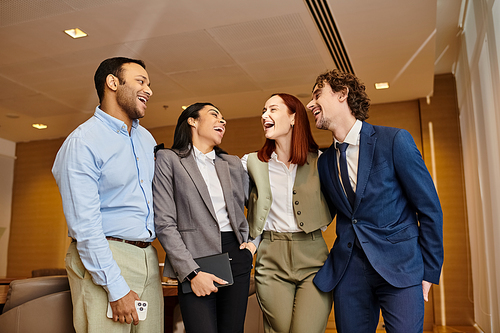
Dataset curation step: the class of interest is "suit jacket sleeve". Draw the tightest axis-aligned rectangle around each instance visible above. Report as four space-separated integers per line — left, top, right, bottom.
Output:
393 129 444 284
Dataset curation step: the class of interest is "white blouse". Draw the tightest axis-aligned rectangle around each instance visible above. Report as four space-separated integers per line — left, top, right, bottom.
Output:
192 146 232 232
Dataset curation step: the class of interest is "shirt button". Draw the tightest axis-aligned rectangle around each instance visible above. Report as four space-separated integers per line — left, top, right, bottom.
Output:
297 211 301 215
141 180 144 183
147 201 150 204
295 201 299 205
136 157 139 161
347 242 352 248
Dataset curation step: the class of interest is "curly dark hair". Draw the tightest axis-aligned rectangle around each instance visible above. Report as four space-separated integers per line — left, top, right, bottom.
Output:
314 69 370 121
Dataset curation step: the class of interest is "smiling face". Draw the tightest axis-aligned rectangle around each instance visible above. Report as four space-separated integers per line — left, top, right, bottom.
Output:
262 95 295 143
306 82 344 131
115 62 152 121
190 105 226 153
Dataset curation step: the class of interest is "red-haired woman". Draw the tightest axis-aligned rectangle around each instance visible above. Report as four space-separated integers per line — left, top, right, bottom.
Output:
242 93 334 332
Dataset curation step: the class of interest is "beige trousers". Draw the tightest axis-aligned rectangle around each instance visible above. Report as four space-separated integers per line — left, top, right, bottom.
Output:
255 230 333 333
65 240 164 333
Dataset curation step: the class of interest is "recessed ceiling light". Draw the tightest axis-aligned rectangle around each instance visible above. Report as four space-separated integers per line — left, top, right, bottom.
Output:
32 124 48 129
64 28 88 39
375 82 390 90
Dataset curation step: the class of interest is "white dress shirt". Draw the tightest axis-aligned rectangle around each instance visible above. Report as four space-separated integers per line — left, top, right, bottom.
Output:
192 146 233 232
335 119 363 193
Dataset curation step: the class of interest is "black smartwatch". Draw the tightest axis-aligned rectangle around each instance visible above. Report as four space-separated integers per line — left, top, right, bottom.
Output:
186 269 200 281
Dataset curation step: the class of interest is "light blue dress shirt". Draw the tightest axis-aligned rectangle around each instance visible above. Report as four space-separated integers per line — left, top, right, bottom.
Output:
52 107 156 301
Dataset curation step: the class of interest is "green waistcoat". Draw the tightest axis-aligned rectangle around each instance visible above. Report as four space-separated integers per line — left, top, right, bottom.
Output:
246 152 332 239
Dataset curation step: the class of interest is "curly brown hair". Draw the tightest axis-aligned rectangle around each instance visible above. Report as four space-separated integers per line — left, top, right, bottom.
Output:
315 69 370 121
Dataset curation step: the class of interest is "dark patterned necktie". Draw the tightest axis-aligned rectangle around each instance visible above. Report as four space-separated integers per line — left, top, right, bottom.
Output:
336 142 355 207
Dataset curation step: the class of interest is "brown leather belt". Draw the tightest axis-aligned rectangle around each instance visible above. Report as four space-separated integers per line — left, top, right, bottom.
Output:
71 237 151 248
106 236 151 248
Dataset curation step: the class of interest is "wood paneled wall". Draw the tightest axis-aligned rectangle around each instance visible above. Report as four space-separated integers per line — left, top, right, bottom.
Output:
6 75 472 330
419 74 474 326
7 138 69 277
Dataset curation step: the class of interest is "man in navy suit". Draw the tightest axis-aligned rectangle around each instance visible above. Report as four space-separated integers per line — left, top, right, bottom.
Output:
306 70 443 333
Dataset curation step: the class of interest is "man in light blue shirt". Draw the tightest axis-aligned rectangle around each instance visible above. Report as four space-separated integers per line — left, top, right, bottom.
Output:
52 57 163 332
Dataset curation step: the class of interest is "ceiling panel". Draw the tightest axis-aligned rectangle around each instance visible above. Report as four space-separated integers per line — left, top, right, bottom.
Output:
0 0 462 142
144 70 194 102
0 93 80 117
126 31 237 74
208 13 327 85
168 65 259 96
330 0 437 104
0 0 74 27
0 76 37 100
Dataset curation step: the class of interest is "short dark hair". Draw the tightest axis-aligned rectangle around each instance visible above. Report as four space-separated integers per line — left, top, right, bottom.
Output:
171 102 226 157
257 93 318 166
314 69 370 121
94 57 146 104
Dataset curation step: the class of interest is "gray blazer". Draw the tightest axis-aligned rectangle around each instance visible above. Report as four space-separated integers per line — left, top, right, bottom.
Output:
153 148 249 282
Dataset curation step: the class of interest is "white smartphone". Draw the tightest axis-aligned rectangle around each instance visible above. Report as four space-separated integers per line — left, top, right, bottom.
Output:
107 300 148 321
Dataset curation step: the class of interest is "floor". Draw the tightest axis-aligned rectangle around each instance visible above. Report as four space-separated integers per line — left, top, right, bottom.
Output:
325 326 482 333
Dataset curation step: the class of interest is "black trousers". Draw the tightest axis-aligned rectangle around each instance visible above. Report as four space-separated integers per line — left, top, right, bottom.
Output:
178 232 253 333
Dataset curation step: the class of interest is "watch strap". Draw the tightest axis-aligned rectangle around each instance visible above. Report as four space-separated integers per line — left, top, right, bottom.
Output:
186 269 199 281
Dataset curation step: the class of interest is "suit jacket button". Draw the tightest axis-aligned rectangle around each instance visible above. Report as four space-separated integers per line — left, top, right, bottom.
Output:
347 242 352 248
295 201 299 205
352 219 357 224
297 211 301 215
293 190 297 195
299 222 304 227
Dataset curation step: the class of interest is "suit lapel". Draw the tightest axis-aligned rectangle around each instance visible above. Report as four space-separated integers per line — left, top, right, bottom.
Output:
180 153 218 221
324 144 352 214
354 122 376 210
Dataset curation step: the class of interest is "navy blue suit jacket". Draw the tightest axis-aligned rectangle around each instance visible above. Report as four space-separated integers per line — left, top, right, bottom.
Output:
313 122 443 292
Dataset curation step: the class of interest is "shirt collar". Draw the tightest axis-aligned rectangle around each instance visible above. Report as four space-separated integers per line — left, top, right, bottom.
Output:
270 151 279 161
270 151 297 171
335 119 363 146
192 145 216 163
94 106 139 134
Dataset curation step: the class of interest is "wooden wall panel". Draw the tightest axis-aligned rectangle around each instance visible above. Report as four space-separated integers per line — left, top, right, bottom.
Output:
419 74 474 326
8 138 67 277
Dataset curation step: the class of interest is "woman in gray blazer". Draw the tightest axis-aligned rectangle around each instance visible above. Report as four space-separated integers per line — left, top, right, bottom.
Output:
153 103 255 333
